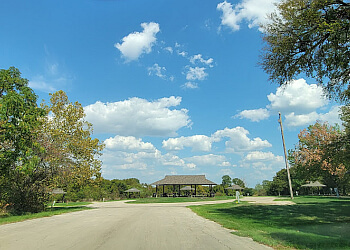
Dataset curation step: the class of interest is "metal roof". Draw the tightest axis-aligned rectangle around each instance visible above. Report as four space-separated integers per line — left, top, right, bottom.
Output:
125 188 141 192
225 185 243 190
301 181 326 187
151 175 216 186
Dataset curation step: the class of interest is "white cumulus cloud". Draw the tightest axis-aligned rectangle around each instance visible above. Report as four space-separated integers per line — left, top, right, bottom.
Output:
115 22 160 61
217 0 278 32
236 78 340 127
213 127 272 153
235 108 269 122
190 54 214 67
182 82 199 89
267 79 328 114
147 63 167 79
84 96 191 137
185 154 231 167
186 67 208 81
244 151 282 162
162 135 216 152
284 106 341 127
105 135 157 152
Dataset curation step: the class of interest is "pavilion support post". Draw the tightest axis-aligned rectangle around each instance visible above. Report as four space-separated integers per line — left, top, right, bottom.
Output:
195 185 197 196
163 185 165 196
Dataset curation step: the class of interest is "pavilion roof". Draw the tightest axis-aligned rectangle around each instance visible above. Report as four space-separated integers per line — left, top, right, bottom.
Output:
125 188 141 192
225 184 244 190
151 175 216 186
301 181 326 187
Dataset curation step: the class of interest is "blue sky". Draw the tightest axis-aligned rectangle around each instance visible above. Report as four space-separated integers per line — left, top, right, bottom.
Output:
1 0 341 187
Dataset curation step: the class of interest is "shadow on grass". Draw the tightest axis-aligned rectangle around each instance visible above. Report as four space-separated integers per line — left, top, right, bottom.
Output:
212 198 350 249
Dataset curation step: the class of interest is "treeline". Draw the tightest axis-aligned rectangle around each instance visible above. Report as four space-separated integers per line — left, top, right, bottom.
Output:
52 178 153 202
215 175 255 196
0 67 104 214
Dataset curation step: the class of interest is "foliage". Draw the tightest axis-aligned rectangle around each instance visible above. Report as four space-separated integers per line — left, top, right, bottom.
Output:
0 67 48 214
221 175 231 187
267 169 289 196
232 177 246 188
213 184 225 196
40 90 105 196
289 121 348 192
261 0 350 102
190 196 350 249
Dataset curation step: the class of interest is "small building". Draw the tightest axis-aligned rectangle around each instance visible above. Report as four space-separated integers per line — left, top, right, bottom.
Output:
151 175 216 197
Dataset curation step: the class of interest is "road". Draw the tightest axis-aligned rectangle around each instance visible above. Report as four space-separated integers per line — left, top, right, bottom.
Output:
0 199 272 250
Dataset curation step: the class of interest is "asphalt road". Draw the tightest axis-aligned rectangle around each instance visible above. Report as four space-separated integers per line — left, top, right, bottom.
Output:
0 199 272 250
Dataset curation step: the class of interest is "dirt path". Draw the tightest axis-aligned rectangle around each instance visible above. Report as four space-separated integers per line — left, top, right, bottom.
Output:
241 196 295 205
0 199 272 250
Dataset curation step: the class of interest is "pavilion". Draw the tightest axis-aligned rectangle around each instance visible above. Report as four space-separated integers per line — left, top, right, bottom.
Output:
151 175 217 197
125 187 141 198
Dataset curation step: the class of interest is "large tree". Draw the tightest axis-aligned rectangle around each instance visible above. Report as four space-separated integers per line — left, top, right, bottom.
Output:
290 121 347 190
41 90 105 194
0 67 48 213
221 175 232 187
261 0 350 102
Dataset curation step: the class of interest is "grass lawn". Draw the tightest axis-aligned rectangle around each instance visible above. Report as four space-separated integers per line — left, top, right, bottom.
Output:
0 202 92 225
189 196 350 249
128 196 234 203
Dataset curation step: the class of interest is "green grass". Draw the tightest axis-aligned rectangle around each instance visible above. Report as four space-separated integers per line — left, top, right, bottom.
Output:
0 202 92 225
189 196 350 249
128 196 234 203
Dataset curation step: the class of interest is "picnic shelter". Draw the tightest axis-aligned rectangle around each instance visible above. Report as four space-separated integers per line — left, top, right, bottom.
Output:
151 175 217 197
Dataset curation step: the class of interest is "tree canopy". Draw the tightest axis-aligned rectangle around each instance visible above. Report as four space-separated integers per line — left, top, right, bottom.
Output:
0 67 47 213
0 68 105 213
41 90 105 192
289 121 348 190
221 175 232 187
261 0 350 102
0 67 45 176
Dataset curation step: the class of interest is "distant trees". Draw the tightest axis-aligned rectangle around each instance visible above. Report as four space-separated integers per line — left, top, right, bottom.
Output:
261 0 350 102
232 178 245 188
218 175 250 196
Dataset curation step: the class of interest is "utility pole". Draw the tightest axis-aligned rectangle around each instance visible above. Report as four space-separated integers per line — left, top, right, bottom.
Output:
278 112 294 199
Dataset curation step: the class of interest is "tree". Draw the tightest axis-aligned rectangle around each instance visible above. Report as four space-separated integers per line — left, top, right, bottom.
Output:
41 90 105 195
268 169 289 196
232 178 246 188
290 121 347 190
221 175 232 187
261 0 350 102
254 180 271 196
0 67 48 213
